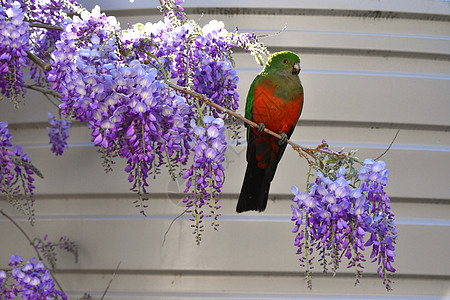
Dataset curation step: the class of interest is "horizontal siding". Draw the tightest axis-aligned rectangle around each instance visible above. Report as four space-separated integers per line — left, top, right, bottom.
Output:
1 199 450 274
16 273 450 299
79 0 450 17
1 1 449 299
1 124 448 200
5 54 450 126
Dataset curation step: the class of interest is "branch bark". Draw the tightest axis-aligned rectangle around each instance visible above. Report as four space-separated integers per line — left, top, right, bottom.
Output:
29 22 63 31
26 51 52 71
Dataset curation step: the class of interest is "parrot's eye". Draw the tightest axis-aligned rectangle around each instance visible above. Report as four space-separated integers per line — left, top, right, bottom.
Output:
283 59 289 64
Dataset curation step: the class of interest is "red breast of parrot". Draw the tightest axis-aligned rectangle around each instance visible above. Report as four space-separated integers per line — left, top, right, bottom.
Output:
237 51 304 213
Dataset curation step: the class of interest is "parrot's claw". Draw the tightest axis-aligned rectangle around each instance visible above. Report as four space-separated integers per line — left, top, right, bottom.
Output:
278 133 288 145
257 123 266 133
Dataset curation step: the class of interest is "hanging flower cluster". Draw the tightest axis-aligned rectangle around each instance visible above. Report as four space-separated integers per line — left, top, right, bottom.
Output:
0 0 82 105
46 6 194 214
0 255 66 300
291 158 397 290
0 1 29 107
183 116 227 244
47 113 70 156
27 0 84 85
0 121 39 223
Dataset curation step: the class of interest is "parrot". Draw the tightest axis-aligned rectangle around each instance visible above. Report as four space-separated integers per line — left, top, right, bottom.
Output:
236 51 304 213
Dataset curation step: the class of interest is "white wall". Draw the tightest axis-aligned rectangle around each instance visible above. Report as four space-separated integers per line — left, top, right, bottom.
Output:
1 1 449 299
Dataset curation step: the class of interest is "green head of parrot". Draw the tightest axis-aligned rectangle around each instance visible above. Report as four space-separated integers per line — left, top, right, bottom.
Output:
264 51 301 76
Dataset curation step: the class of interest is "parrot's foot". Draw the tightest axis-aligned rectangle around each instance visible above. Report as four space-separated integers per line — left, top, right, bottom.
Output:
278 133 288 145
257 123 266 133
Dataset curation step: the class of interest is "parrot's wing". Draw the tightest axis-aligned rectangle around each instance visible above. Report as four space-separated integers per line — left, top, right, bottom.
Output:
245 73 262 123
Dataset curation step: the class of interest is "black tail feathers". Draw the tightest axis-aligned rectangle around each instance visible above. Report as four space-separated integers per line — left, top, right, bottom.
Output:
236 163 271 213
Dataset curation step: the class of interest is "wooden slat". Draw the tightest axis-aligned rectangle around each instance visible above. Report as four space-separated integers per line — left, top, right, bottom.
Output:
48 273 450 299
116 14 450 39
1 208 449 276
3 58 449 127
3 144 445 200
77 0 450 17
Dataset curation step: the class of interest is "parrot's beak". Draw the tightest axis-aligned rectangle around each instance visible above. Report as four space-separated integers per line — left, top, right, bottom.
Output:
292 63 301 75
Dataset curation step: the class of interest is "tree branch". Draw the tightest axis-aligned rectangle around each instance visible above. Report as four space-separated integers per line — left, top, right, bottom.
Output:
26 51 52 71
29 22 63 31
165 81 345 165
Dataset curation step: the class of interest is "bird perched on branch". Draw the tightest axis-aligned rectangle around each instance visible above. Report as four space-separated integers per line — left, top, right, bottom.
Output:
236 51 304 213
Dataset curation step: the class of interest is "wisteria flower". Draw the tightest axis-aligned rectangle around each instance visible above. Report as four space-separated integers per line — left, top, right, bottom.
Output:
0 121 38 223
183 116 227 244
0 1 29 106
0 255 66 299
291 158 396 290
47 113 71 155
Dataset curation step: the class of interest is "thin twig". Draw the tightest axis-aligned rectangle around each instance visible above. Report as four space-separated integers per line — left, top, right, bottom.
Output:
24 84 62 109
42 93 61 109
24 84 61 98
0 209 34 243
257 24 287 38
0 209 65 294
374 129 400 161
339 243 349 261
100 261 122 300
162 207 189 247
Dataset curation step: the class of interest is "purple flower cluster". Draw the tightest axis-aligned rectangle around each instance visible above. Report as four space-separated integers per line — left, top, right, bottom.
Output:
118 13 253 223
291 159 396 290
48 7 193 213
0 121 37 223
183 116 227 244
159 0 185 23
192 58 239 119
187 20 240 117
0 121 12 147
0 255 66 300
128 18 241 118
47 113 70 156
358 159 396 288
27 0 83 85
0 0 81 91
0 1 29 106
47 6 119 119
